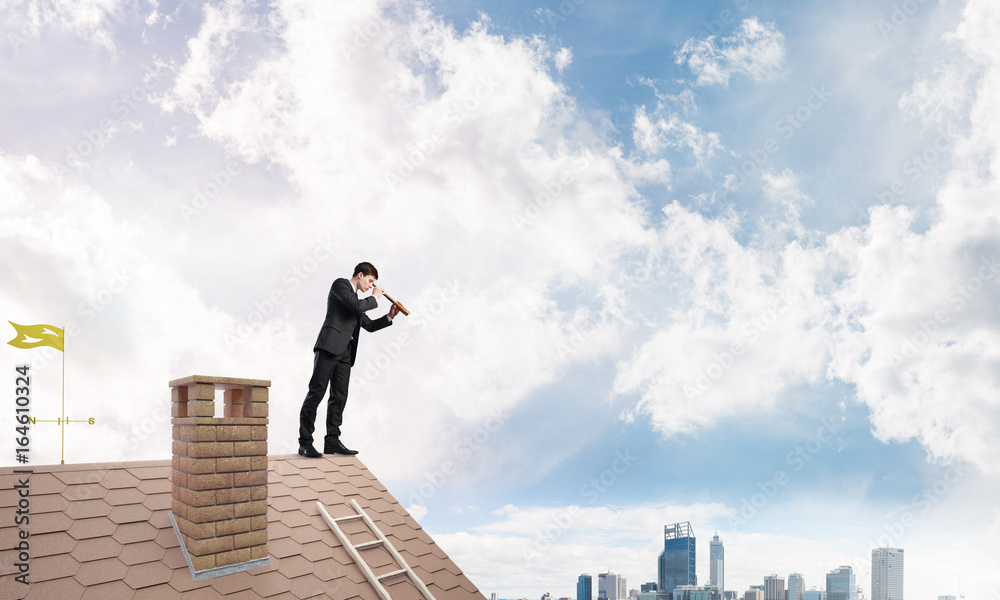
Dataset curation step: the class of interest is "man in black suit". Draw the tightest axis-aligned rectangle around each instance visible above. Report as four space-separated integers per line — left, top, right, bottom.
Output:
298 262 400 457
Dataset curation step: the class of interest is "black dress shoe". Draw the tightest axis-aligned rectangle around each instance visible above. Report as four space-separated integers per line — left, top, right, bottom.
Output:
324 440 358 455
297 444 322 458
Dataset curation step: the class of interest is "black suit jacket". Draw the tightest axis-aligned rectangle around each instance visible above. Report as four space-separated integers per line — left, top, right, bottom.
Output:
313 278 392 365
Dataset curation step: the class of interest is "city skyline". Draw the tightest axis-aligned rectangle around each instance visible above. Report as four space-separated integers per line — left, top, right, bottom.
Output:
569 532 916 600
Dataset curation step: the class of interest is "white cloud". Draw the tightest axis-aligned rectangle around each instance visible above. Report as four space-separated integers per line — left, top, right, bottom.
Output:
632 105 723 170
619 155 672 186
821 0 1000 475
1 0 127 53
406 503 429 521
158 0 263 117
609 0 1000 479
675 17 786 86
554 46 573 72
611 200 835 439
635 76 698 117
898 65 973 125
758 169 811 241
761 169 808 207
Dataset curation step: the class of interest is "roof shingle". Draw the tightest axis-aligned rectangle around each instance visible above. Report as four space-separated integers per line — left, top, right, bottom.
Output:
0 455 485 600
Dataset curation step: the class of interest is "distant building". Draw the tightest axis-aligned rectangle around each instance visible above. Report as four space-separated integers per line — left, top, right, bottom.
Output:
827 567 857 600
788 574 805 600
765 575 786 600
643 584 659 593
746 586 765 600
673 585 722 600
658 522 697 598
621 576 629 600
630 589 640 600
804 588 826 600
579 574 594 600
600 573 624 600
725 592 737 600
938 596 957 600
872 548 904 600
710 534 725 596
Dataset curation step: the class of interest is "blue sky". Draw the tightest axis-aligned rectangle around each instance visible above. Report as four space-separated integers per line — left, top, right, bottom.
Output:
2 0 999 598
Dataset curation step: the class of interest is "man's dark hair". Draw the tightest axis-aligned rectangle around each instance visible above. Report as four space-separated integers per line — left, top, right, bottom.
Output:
353 262 379 280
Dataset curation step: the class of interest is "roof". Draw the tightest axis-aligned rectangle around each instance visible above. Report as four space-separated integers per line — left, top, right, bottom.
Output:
0 455 485 600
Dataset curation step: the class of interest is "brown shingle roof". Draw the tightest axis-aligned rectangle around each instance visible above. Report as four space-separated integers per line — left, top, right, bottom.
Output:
0 455 485 600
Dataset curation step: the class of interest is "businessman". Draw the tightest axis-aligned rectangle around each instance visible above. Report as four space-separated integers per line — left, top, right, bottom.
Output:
298 262 400 457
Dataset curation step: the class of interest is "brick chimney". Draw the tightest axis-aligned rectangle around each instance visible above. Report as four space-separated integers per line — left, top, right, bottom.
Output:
168 375 271 580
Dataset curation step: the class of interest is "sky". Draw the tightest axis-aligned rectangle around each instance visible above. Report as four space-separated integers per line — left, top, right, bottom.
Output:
1 0 999 598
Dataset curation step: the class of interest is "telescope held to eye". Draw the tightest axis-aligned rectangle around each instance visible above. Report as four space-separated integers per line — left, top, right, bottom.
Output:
382 291 410 316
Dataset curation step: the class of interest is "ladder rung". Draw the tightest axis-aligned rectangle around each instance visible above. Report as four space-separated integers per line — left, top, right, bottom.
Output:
333 514 364 522
318 499 439 600
376 568 408 580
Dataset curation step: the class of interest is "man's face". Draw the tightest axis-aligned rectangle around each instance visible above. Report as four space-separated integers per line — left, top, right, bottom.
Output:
357 274 376 292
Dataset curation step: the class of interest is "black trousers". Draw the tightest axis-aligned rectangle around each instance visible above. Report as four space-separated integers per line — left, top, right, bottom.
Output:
298 348 352 448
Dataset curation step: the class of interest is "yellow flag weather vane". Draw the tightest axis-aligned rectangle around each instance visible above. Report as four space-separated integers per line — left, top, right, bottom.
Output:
7 321 94 465
7 322 64 351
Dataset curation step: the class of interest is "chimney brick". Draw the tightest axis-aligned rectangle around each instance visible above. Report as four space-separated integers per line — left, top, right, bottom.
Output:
170 375 271 575
216 517 251 536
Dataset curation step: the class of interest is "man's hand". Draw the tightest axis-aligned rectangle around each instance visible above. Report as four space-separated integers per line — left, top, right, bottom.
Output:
372 286 385 299
389 304 400 318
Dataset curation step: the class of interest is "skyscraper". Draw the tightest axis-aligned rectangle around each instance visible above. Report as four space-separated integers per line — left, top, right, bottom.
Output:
709 534 724 595
580 574 594 600
827 566 857 600
788 574 804 600
610 574 623 600
872 548 904 600
601 573 623 600
658 522 697 597
764 575 785 600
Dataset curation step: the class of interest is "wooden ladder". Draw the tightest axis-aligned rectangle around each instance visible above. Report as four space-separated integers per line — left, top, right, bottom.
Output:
316 498 438 600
